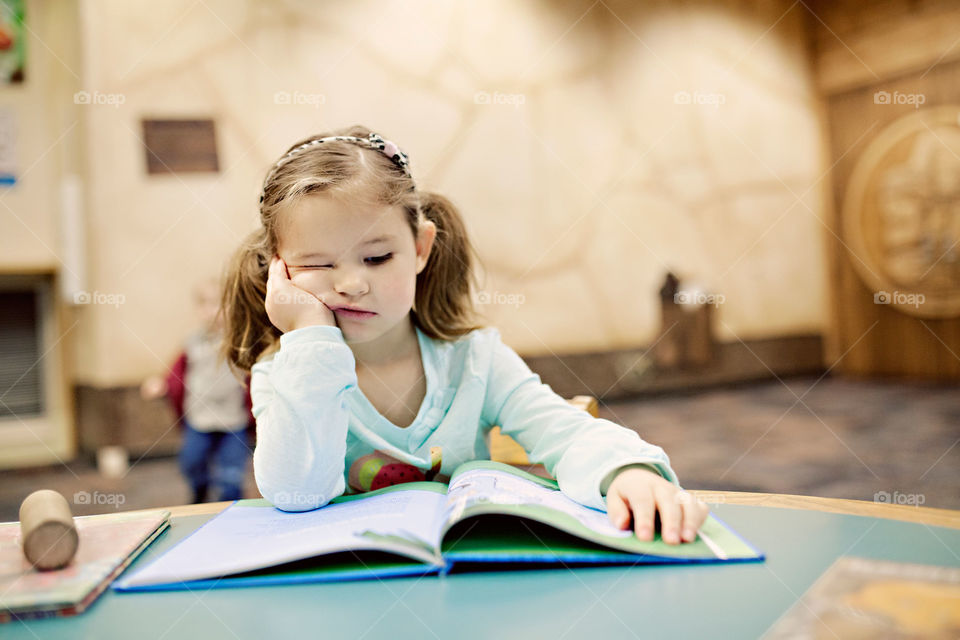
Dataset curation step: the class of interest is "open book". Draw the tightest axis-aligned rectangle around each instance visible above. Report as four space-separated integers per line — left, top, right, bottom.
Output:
115 461 763 591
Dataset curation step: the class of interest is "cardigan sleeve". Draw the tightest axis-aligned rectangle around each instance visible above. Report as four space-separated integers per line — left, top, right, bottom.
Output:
249 325 357 511
165 351 188 425
480 330 679 511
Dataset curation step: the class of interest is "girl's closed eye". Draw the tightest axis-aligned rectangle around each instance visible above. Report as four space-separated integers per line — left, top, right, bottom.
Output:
290 254 392 271
288 264 330 271
366 253 393 265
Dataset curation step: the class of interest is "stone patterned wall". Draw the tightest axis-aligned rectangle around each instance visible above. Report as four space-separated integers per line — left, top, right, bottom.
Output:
73 0 828 384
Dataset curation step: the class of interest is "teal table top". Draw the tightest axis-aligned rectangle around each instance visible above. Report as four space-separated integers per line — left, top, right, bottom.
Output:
6 502 959 639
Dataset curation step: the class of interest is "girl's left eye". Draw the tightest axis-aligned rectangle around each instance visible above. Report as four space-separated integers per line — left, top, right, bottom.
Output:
366 253 393 265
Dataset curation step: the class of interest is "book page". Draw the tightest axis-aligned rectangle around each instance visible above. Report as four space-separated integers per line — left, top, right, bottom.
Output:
441 463 765 561
120 490 447 589
444 468 633 539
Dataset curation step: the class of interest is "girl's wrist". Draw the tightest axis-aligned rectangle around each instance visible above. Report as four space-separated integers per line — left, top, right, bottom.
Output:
291 319 334 332
290 312 337 332
281 323 342 341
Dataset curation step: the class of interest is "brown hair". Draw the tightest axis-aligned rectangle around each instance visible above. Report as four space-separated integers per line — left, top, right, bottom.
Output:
221 125 485 373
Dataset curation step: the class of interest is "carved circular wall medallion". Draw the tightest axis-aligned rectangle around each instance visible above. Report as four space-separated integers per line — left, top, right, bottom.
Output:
842 106 960 318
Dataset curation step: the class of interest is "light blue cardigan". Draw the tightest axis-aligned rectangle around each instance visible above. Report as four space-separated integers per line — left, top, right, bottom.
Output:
250 323 679 512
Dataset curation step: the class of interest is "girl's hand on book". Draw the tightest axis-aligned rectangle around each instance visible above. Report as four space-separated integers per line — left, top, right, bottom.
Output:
605 467 709 545
265 256 336 333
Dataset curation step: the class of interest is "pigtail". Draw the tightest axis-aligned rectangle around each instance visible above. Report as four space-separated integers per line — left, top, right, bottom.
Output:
221 228 282 373
414 192 485 340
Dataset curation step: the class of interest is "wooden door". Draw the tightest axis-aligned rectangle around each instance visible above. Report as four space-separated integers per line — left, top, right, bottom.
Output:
824 59 960 379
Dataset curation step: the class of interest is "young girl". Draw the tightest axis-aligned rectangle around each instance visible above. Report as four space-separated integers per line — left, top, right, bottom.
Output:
221 126 709 545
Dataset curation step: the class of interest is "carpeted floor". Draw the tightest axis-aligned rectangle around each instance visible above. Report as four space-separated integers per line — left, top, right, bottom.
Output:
598 376 959 511
1 375 957 522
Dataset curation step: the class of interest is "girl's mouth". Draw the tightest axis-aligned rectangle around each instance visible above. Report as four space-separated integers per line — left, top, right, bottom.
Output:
333 308 377 321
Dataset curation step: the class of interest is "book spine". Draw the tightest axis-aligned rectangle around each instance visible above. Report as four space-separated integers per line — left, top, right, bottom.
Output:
440 557 454 576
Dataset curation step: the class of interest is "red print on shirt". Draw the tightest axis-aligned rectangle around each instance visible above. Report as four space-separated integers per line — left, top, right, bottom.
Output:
348 446 445 493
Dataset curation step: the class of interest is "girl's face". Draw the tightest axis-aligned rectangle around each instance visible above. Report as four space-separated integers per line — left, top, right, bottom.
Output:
275 193 435 345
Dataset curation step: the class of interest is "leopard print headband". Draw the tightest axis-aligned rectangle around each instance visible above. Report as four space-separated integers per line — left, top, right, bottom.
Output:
259 132 412 204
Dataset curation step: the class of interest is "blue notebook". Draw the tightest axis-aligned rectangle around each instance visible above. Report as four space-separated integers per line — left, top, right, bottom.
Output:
114 461 764 591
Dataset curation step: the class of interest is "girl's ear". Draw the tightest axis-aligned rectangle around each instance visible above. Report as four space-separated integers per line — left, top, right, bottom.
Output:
414 220 437 274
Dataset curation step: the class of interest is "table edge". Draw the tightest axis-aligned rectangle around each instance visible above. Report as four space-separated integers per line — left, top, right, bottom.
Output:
132 491 960 530
687 490 960 530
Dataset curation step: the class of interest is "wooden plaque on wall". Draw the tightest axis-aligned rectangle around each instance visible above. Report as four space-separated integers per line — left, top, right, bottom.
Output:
141 119 219 174
824 61 960 379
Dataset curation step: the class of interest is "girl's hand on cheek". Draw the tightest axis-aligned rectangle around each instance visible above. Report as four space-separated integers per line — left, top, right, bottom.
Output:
264 256 337 333
605 467 710 545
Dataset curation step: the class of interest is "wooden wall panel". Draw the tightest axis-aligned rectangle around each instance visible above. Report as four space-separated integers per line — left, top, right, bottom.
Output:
823 59 960 378
811 0 960 94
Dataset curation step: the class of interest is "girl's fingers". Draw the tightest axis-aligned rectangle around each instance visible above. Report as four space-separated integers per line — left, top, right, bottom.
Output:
266 260 279 297
625 488 656 541
267 257 290 297
606 490 631 530
269 256 286 280
678 495 701 542
676 494 710 543
697 500 711 531
654 485 683 545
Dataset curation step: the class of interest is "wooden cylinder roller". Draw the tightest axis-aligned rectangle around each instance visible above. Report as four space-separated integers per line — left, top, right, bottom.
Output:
19 489 79 570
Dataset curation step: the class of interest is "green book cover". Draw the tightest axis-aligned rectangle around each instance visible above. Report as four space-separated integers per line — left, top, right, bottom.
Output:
115 461 763 591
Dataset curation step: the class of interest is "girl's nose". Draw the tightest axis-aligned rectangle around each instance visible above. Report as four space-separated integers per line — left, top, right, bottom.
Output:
334 271 369 297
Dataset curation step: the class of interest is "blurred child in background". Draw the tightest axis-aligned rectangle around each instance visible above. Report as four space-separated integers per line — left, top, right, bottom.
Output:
141 278 255 503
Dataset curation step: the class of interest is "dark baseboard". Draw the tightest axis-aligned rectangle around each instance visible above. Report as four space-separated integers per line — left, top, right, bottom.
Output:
74 385 181 459
520 334 825 400
72 333 824 458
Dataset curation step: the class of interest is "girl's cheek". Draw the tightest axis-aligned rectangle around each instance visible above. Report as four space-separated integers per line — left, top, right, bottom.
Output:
291 271 325 293
394 270 418 304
